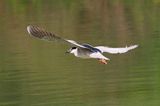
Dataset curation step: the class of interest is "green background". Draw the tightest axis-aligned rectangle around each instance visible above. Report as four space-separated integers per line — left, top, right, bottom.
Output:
0 0 160 106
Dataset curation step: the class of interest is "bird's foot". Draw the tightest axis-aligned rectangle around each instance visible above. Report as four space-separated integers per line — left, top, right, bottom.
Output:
98 59 108 64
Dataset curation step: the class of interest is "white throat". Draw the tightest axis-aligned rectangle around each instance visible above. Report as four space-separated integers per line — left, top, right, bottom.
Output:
71 49 78 56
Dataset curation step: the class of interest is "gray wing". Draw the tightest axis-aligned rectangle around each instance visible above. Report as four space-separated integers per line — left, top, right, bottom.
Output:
27 25 86 48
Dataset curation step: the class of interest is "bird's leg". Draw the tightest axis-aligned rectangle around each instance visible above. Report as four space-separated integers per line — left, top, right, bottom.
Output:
98 59 108 64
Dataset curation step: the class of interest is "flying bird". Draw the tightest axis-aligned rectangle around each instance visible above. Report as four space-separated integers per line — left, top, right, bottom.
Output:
27 25 138 64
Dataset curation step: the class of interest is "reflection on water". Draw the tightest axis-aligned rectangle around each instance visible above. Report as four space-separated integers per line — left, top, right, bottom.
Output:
0 0 160 106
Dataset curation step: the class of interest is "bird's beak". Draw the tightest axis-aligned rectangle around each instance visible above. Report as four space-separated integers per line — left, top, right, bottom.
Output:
65 50 70 54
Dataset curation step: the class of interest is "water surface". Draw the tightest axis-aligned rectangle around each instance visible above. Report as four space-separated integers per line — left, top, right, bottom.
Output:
0 0 160 106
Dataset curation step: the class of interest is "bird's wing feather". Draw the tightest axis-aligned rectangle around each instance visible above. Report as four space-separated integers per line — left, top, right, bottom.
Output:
27 25 62 41
95 45 138 54
65 39 86 48
27 25 86 48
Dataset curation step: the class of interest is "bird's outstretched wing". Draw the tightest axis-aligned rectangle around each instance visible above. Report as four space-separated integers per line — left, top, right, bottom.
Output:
27 25 86 48
95 45 138 54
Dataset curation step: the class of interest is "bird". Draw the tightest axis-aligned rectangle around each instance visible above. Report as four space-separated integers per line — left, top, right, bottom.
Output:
27 25 138 64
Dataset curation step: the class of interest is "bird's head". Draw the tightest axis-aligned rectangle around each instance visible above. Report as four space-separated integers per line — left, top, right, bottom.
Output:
66 47 77 54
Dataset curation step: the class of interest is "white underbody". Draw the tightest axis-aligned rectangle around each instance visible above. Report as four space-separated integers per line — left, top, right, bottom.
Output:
72 48 110 60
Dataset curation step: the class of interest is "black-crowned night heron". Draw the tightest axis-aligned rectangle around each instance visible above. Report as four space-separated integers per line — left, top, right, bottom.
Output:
27 25 138 64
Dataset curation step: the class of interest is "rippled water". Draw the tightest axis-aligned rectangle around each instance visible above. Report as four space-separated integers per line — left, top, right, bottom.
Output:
0 0 160 106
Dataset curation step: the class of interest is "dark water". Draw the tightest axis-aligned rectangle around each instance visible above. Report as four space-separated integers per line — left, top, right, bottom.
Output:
0 0 160 106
